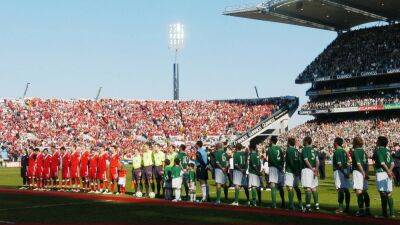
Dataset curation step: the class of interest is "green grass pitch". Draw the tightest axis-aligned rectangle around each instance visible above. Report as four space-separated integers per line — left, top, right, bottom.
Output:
0 165 399 225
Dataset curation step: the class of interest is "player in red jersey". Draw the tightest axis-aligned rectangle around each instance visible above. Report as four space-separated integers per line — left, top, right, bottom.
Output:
117 163 127 195
42 148 52 190
61 147 71 191
27 147 37 189
97 147 110 194
80 147 90 192
34 148 44 190
89 149 99 193
109 146 121 194
70 145 81 192
50 145 61 189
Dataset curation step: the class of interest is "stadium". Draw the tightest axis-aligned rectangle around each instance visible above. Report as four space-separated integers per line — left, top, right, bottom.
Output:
0 0 400 225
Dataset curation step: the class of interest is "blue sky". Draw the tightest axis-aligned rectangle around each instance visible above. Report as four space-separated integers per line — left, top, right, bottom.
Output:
0 0 336 126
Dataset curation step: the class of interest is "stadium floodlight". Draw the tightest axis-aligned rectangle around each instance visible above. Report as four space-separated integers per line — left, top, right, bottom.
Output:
169 23 185 100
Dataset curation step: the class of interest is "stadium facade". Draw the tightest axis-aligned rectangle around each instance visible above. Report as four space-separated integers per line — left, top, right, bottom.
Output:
224 0 400 120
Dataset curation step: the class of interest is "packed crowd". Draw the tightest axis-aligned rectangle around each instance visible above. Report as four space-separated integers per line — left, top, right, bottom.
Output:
0 97 288 160
301 92 400 110
281 117 400 155
297 24 400 82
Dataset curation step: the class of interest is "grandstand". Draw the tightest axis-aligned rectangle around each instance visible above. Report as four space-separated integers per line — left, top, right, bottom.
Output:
224 0 400 152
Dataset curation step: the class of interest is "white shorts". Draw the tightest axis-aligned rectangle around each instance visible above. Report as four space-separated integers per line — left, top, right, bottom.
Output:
189 181 196 191
376 172 393 193
233 170 244 186
334 170 350 189
172 177 182 189
248 173 260 188
352 170 368 191
269 167 284 185
284 172 300 187
118 177 126 186
215 168 226 185
301 168 318 189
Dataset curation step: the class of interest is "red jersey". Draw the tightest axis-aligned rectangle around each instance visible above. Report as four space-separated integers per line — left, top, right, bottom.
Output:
36 153 44 168
118 168 127 179
51 150 60 168
43 154 52 178
28 153 36 177
62 152 71 179
98 152 109 171
70 151 80 170
110 153 120 168
80 150 90 178
89 154 98 179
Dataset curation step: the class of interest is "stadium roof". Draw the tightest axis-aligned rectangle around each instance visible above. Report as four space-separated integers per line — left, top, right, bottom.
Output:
223 0 400 31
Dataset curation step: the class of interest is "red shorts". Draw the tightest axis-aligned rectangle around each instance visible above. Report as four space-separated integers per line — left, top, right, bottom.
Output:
97 169 107 181
35 167 43 178
70 167 79 179
62 167 70 179
89 168 97 180
51 166 59 178
28 166 36 178
109 167 118 180
42 167 51 179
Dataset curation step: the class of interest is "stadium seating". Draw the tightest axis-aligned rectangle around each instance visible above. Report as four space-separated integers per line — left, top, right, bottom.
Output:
296 24 400 83
0 98 288 157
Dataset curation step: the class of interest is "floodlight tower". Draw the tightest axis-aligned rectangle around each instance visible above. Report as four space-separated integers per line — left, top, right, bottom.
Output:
169 23 185 100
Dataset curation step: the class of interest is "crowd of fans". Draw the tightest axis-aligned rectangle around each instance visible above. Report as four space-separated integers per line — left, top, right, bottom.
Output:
0 98 287 160
297 24 400 82
281 116 400 155
301 92 400 110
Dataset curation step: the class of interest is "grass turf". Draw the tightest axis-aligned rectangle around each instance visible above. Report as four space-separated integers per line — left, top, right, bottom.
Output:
0 165 399 224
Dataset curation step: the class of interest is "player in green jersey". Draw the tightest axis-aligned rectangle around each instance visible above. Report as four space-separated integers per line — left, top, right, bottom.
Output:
332 137 350 214
175 144 190 200
163 158 173 200
300 136 319 212
214 142 229 204
248 141 261 207
188 163 196 202
171 158 183 202
284 137 303 210
231 143 250 206
373 136 395 218
267 136 285 208
351 136 370 217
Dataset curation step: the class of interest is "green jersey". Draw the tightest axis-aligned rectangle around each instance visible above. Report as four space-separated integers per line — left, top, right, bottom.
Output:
248 151 261 175
374 147 393 173
153 151 165 166
175 152 189 169
171 165 182 179
214 149 228 168
188 170 196 182
285 146 301 174
142 150 154 167
302 146 317 168
131 155 142 169
163 165 172 181
268 145 284 170
332 147 348 171
233 151 246 170
352 148 368 173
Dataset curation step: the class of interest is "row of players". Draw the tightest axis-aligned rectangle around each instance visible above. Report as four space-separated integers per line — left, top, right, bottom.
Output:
20 136 395 218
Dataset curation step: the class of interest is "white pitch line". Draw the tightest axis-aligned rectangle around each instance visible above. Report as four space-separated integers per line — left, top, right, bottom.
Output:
0 220 15 224
0 202 94 211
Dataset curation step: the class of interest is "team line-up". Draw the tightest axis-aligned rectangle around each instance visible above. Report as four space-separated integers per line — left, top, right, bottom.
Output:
19 135 395 218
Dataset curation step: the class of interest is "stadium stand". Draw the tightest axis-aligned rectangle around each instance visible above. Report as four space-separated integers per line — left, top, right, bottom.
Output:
225 0 400 154
0 97 295 157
